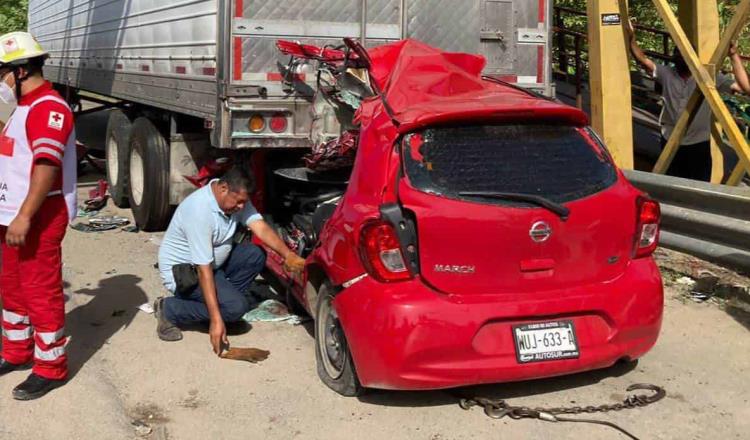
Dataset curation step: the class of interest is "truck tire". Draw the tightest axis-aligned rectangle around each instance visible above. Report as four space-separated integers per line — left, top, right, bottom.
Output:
315 282 363 397
128 117 172 231
105 110 133 207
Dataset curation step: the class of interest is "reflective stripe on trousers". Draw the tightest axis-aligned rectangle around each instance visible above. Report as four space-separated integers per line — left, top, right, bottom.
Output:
0 196 70 380
2 327 32 341
37 328 65 345
3 309 30 325
34 345 66 362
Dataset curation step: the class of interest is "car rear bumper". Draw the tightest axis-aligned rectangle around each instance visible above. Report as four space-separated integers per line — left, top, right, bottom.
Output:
333 259 663 390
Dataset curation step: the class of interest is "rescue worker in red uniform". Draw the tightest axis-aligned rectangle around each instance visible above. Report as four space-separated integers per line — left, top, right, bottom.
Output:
0 32 77 400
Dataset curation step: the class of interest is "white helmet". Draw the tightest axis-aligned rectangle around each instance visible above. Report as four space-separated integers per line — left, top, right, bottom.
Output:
0 32 49 67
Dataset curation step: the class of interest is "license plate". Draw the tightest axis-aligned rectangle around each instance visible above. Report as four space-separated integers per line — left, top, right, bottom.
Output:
513 320 580 364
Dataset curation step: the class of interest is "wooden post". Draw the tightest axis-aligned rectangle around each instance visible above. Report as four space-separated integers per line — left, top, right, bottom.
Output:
587 0 634 169
679 0 725 183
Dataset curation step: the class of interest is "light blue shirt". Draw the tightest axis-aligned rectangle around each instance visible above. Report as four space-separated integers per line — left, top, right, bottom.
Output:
158 180 263 293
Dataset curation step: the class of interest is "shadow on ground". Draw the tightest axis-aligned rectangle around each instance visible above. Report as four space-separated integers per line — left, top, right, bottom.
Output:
66 274 147 379
358 360 639 408
180 321 254 337
725 303 750 332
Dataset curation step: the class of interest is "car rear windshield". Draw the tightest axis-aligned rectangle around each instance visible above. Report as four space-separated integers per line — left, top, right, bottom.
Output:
401 124 617 204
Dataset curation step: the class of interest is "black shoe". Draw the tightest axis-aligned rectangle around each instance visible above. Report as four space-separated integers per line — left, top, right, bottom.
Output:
226 320 252 335
12 373 65 401
0 358 25 376
154 297 183 342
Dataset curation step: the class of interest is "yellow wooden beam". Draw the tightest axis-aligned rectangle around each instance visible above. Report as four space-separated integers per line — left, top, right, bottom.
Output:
707 1 750 67
727 161 747 185
678 0 696 46
653 0 750 178
651 0 750 184
679 1 722 182
679 0 719 64
587 0 634 169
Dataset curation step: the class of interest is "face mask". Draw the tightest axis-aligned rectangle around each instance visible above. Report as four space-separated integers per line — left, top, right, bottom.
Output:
0 73 16 105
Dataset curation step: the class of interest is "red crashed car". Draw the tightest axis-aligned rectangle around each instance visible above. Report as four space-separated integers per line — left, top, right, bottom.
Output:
260 39 663 396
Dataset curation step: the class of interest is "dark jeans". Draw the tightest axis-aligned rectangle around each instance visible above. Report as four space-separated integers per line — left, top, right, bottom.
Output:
660 137 712 182
163 242 266 325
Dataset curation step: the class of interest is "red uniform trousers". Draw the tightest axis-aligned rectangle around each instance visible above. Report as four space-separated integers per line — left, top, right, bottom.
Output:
1 196 68 380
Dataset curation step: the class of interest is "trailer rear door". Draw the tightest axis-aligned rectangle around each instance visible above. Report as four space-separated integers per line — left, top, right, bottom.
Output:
231 0 402 95
405 0 550 92
230 0 551 95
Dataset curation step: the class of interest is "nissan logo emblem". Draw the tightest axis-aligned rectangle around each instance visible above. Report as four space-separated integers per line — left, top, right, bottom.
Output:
529 221 552 243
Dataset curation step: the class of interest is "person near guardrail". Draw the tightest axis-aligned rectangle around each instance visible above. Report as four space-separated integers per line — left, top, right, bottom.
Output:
0 32 78 400
625 20 750 182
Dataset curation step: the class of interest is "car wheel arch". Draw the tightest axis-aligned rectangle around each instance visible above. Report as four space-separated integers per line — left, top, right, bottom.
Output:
305 264 336 315
313 278 364 396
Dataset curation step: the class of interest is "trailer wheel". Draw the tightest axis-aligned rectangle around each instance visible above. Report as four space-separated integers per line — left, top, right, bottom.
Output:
128 117 172 231
105 110 133 207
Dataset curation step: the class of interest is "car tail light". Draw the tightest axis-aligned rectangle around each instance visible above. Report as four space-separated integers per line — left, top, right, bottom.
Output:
248 114 265 133
270 113 288 133
633 197 660 258
359 220 413 283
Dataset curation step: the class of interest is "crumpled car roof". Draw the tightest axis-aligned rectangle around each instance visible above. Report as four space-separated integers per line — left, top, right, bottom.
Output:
356 39 588 132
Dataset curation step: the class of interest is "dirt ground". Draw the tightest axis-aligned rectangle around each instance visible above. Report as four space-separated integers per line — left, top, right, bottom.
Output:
2 104 750 439
0 174 745 440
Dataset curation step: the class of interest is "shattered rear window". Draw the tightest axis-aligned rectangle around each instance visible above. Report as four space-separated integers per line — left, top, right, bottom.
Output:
401 125 617 204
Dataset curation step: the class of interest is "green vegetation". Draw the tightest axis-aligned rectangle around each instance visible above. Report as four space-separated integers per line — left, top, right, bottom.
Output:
0 0 28 35
554 1 750 115
555 0 750 57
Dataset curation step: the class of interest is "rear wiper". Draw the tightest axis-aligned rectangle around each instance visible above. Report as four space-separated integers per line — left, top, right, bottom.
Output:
458 191 570 221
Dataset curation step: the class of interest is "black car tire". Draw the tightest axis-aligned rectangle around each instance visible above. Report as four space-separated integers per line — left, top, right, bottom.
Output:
128 117 173 231
315 282 363 397
105 110 133 207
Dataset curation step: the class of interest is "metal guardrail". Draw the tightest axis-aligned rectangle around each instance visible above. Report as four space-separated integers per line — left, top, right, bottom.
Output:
624 170 750 273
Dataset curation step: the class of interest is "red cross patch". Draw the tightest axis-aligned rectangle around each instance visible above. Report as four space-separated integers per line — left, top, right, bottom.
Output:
0 135 14 157
2 38 18 54
48 111 65 130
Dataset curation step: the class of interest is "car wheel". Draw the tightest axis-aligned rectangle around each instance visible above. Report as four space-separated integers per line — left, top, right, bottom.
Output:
128 117 173 231
105 109 133 208
315 282 363 397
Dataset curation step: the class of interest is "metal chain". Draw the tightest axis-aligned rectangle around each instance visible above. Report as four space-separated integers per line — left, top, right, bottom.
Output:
459 384 666 440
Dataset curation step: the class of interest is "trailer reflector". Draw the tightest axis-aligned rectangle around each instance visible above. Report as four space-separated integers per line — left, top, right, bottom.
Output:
248 115 265 133
270 114 288 133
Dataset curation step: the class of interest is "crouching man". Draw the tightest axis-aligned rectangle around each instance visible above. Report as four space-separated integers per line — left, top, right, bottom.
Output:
155 166 304 355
